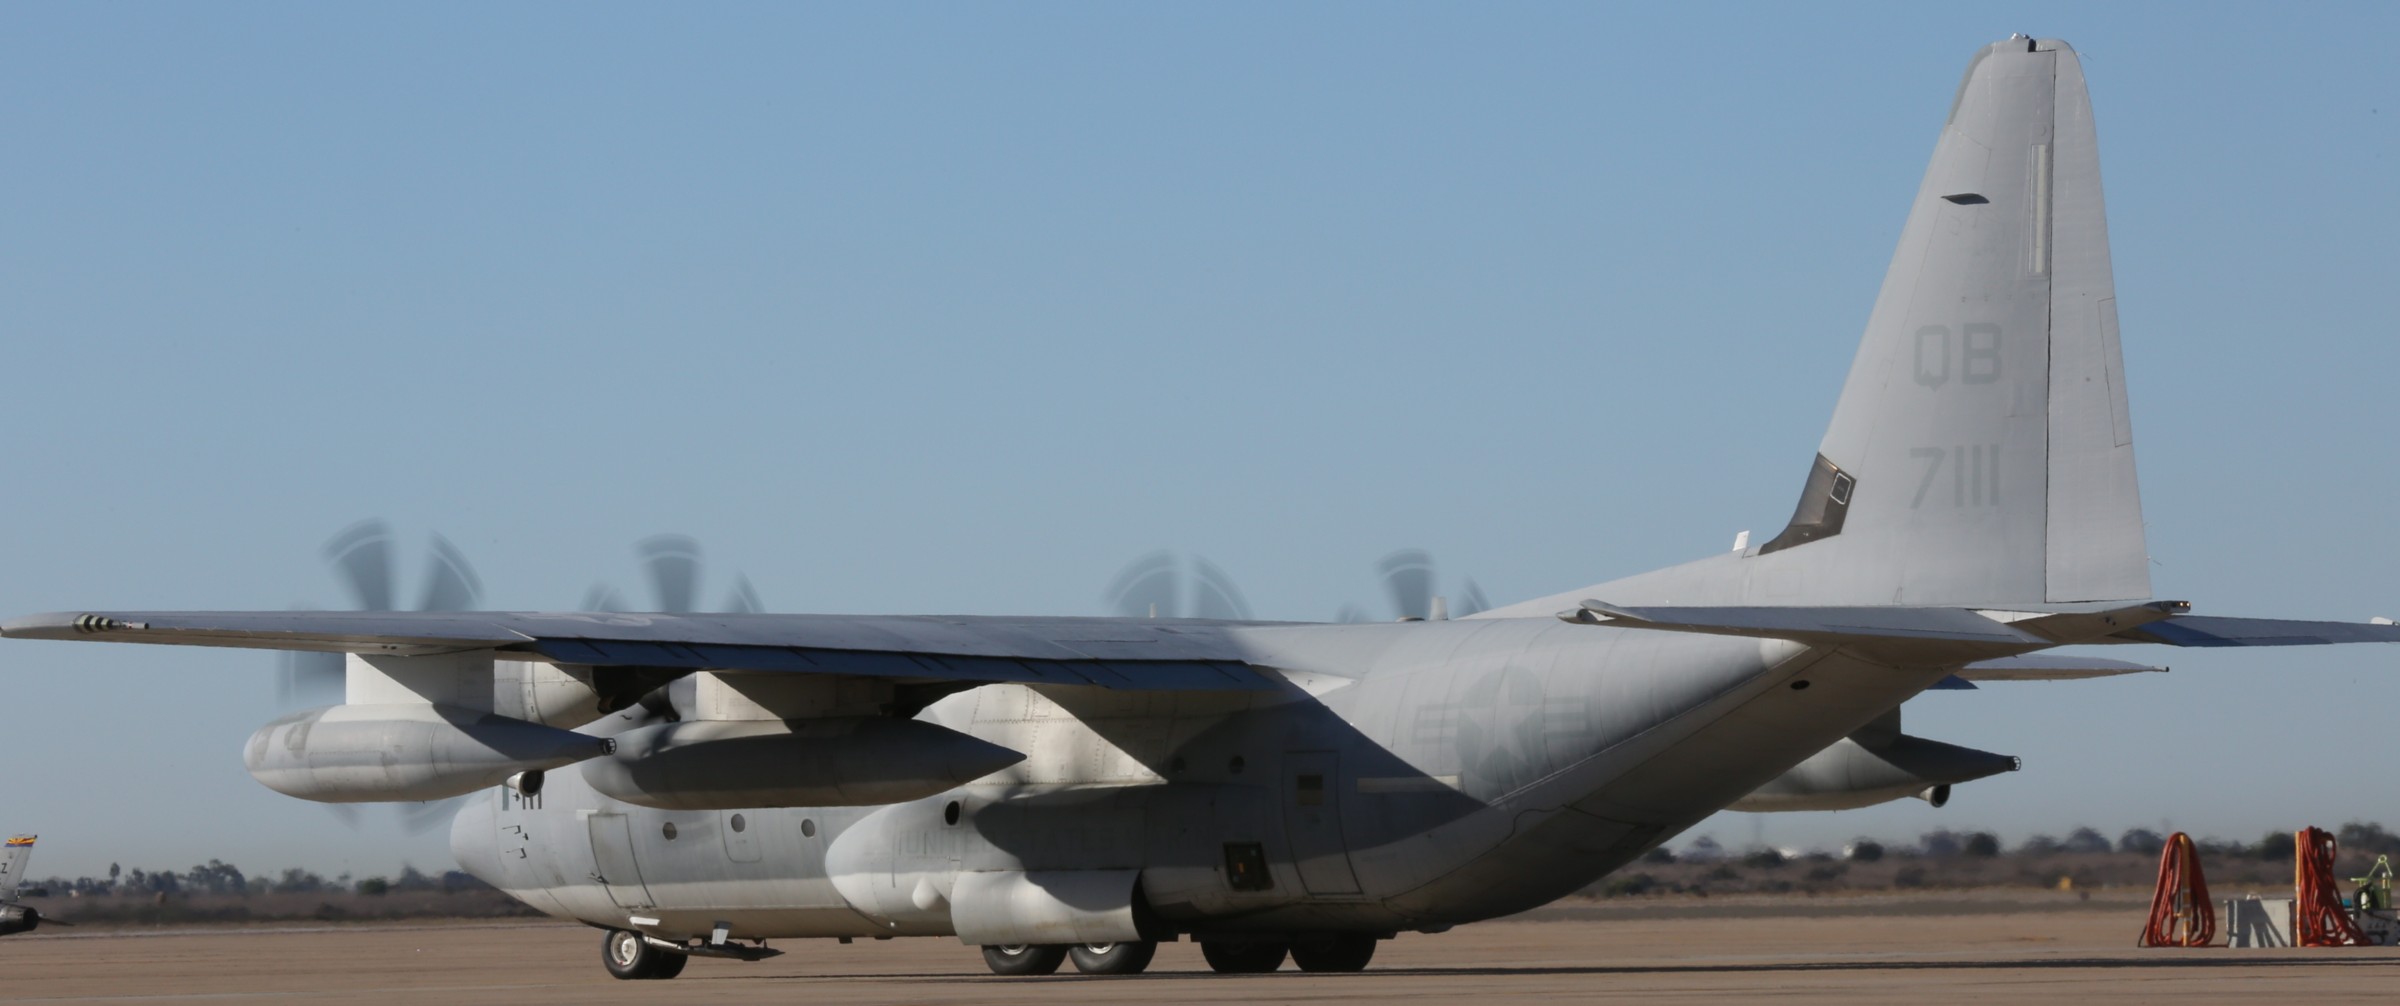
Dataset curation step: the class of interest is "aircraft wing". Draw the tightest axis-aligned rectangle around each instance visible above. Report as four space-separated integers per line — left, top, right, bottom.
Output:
0 611 1276 691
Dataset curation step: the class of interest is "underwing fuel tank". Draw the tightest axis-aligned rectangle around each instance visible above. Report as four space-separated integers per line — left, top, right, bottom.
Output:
243 703 613 803
1728 733 2020 812
583 717 1025 810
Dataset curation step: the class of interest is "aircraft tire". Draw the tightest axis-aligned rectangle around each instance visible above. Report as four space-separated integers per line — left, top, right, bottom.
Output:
1199 939 1288 973
981 943 1069 976
646 949 689 979
601 928 677 980
1067 940 1158 975
1289 933 1377 972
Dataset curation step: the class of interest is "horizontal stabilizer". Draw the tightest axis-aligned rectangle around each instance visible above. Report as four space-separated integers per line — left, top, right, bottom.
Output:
1563 600 2400 664
1956 654 2166 680
2109 615 2400 648
1565 599 2184 649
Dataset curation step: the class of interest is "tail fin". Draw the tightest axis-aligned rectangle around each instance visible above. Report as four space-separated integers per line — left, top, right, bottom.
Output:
1487 38 2147 617
1774 37 2145 605
0 836 33 904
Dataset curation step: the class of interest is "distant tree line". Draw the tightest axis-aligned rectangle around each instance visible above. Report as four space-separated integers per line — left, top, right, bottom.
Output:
30 861 492 898
1654 821 2400 866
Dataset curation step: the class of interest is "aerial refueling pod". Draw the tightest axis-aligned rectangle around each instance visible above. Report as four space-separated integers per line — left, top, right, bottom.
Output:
584 717 1026 810
1729 733 2018 812
243 703 613 803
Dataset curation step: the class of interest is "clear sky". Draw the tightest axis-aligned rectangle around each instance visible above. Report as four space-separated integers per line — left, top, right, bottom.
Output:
3 3 2395 880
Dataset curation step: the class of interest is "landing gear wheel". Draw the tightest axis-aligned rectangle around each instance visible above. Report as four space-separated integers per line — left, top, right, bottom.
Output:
1068 941 1158 975
1290 933 1377 972
981 943 1069 976
601 929 686 980
1200 939 1288 973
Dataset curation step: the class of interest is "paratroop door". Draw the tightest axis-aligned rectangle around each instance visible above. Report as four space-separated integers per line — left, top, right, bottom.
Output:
587 813 654 909
1282 750 1361 895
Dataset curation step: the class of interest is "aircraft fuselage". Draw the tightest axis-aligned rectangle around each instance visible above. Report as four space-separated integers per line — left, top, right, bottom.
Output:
453 618 1939 942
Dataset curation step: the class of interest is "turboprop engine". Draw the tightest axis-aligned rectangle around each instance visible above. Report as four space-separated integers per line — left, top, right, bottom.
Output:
243 703 613 803
583 716 1026 810
1729 732 2019 812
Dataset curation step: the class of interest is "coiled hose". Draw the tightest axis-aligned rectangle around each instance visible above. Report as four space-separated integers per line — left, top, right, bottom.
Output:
2139 831 2215 947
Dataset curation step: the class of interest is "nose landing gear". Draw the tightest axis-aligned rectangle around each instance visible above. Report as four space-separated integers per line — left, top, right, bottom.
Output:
601 929 689 980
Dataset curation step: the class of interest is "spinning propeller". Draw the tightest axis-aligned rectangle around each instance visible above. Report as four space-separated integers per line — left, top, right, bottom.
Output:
276 519 483 705
1103 548 1486 623
1104 551 1253 620
580 534 762 614
273 524 765 834
1363 549 1490 622
273 519 485 833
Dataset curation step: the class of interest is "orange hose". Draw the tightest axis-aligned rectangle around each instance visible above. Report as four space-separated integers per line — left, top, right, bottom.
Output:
2295 826 2367 947
2139 832 2215 947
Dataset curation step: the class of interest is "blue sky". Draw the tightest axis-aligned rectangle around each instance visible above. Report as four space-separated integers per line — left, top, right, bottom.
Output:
3 3 2395 878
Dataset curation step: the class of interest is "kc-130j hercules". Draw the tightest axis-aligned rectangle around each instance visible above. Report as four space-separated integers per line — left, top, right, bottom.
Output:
8 36 2397 979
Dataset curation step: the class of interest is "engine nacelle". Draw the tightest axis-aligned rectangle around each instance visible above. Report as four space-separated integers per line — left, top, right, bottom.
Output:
583 717 1025 810
1729 732 2018 812
243 703 612 803
0 905 41 936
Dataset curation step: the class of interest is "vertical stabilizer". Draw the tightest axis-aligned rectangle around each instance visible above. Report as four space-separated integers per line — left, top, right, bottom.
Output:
0 836 33 905
1804 37 2150 607
1485 38 2148 616
1788 37 2146 605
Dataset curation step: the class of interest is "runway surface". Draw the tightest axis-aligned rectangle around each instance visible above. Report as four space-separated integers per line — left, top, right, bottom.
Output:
6 900 2397 1003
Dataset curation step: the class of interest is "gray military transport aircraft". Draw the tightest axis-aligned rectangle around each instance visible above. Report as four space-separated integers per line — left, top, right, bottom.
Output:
7 36 2397 979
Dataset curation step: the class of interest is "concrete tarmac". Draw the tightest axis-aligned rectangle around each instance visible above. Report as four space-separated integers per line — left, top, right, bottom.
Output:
5 902 2397 1003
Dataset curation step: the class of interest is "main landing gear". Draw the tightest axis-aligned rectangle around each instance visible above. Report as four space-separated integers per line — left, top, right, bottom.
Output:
602 928 689 980
1289 933 1378 972
980 940 1161 975
977 935 1380 976
980 943 1067 975
1068 941 1158 974
1200 934 1378 973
